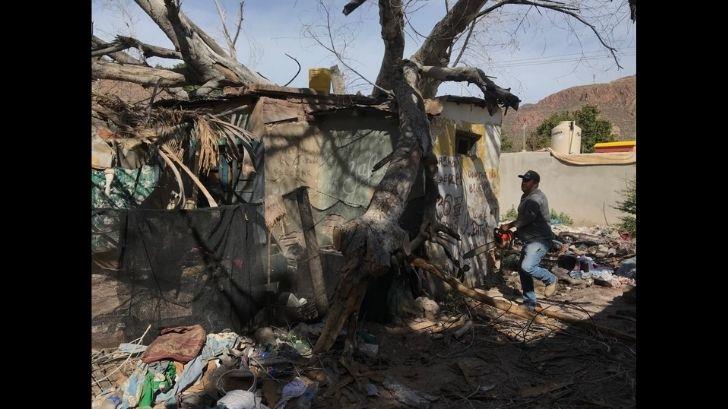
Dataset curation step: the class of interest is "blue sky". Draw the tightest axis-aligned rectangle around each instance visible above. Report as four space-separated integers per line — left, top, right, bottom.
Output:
92 0 636 104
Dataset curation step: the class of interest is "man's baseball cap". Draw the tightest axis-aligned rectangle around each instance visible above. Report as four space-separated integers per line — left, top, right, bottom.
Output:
518 170 540 182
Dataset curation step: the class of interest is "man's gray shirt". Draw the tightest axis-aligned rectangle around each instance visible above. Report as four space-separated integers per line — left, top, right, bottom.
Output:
514 188 554 243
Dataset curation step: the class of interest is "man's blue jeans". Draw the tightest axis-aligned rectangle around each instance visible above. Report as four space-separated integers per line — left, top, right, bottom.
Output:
519 240 557 308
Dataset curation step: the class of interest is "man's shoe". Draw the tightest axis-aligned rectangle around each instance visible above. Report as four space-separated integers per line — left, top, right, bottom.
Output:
544 281 558 298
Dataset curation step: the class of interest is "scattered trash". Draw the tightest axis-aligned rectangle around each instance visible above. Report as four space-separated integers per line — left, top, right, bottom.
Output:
118 343 147 354
414 296 440 320
383 376 437 408
92 225 634 408
617 257 636 278
291 322 325 340
255 327 275 346
119 363 146 408
366 383 379 396
479 384 496 393
284 292 308 308
357 343 379 359
141 325 207 364
138 360 177 407
453 320 473 339
217 390 269 409
100 394 122 409
275 377 319 409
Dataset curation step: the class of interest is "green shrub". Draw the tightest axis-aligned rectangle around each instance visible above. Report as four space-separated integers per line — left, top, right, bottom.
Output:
549 209 573 225
614 177 636 235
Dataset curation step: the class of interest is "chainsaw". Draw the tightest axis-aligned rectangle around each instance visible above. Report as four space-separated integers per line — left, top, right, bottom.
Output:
461 228 514 259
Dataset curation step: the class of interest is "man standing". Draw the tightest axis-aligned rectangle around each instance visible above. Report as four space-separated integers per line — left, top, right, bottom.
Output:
499 170 557 310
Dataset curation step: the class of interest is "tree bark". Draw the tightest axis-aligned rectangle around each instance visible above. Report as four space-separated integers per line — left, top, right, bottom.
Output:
416 63 520 110
315 0 529 355
371 0 405 99
127 0 271 95
92 36 183 60
92 59 188 87
313 59 432 353
343 0 368 15
92 36 146 65
408 0 487 97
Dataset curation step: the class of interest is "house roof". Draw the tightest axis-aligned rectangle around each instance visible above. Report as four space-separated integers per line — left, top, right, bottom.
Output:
152 82 497 117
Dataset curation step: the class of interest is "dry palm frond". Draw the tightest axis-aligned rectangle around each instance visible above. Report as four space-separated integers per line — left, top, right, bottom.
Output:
91 94 261 179
194 116 220 175
205 115 258 168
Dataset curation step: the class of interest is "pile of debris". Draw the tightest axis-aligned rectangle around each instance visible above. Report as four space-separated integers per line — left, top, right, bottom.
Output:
551 225 636 288
91 296 473 409
92 323 325 409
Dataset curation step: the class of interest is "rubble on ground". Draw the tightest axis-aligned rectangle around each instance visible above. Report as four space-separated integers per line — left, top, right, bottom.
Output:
550 224 636 288
91 224 636 409
92 280 635 408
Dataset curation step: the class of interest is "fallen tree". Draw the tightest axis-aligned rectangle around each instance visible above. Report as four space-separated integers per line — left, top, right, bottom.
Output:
92 0 632 354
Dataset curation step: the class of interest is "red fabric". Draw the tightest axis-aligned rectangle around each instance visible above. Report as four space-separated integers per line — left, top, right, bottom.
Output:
141 325 207 364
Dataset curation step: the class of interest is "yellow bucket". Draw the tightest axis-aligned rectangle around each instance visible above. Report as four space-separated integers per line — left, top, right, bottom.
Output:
309 68 331 94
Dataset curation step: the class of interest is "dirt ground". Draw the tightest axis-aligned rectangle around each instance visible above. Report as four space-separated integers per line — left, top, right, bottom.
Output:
92 277 635 409
308 279 636 409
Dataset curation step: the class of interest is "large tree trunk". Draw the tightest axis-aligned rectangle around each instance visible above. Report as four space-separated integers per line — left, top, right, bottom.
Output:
313 60 431 353
92 59 187 87
313 0 434 352
371 0 405 99
314 0 522 354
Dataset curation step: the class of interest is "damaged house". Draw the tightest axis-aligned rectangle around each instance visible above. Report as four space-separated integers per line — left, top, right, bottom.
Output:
91 82 504 348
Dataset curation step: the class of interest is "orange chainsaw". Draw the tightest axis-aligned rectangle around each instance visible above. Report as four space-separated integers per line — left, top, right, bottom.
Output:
462 228 514 259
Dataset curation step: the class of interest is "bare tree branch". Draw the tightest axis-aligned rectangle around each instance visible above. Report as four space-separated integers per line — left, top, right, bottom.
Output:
516 0 621 68
133 0 182 49
92 36 147 65
629 0 636 22
372 0 405 98
476 0 577 19
410 0 487 97
451 18 476 67
132 0 272 93
413 61 521 111
343 0 368 15
233 1 245 45
92 59 188 87
477 0 621 68
308 1 393 96
92 36 183 60
213 0 245 59
411 0 487 66
283 53 301 86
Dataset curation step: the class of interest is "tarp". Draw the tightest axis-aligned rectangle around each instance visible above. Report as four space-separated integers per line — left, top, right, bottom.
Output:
91 165 161 209
547 148 636 165
91 204 268 348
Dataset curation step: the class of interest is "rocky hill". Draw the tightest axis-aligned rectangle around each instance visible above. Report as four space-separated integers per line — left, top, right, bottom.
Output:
501 76 636 150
